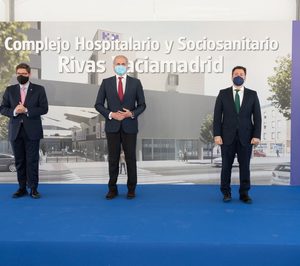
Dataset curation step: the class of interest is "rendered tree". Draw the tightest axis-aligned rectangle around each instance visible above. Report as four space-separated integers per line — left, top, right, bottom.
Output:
0 22 31 139
267 54 291 120
199 114 214 162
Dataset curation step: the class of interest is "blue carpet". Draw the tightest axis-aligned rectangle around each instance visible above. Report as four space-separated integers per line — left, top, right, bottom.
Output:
0 184 300 266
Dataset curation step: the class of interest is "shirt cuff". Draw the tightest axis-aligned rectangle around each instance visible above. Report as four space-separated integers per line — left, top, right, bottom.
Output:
108 112 112 120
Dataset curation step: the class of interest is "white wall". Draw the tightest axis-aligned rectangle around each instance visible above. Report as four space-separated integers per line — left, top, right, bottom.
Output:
0 0 297 21
0 0 6 20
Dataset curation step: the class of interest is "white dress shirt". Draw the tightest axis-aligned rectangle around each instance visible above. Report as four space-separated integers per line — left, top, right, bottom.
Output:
13 81 30 116
232 85 244 107
116 74 127 94
108 74 128 120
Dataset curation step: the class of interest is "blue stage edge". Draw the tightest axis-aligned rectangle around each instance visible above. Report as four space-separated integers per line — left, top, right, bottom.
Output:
0 184 300 266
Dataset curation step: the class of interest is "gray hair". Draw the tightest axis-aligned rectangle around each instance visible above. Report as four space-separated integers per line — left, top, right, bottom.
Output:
113 55 128 65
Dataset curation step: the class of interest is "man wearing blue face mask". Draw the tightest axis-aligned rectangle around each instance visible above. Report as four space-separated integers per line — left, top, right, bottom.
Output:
95 55 146 199
213 66 261 204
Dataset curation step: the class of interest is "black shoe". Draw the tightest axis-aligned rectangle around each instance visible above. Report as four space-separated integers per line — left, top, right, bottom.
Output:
106 190 118 200
30 189 41 199
12 188 28 198
127 191 136 199
239 194 252 204
223 193 232 202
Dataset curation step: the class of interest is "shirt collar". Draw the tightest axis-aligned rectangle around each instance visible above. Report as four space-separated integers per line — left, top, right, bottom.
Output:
19 81 30 90
116 74 127 80
232 85 244 92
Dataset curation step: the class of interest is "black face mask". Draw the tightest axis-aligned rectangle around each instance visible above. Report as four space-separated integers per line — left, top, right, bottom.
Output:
17 75 29 85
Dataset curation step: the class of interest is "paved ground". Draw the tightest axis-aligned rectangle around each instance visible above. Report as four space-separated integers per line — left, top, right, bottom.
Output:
0 155 290 185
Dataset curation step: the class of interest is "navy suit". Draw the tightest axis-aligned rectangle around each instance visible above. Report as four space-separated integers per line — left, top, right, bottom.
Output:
95 75 146 192
213 87 261 195
0 82 48 189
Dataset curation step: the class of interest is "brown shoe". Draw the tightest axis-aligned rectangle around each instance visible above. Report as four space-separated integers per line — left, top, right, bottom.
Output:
106 190 118 200
127 191 136 199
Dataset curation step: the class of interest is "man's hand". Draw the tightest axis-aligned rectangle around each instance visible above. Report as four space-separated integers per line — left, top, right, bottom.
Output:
118 108 133 118
214 136 223 145
111 112 125 121
15 102 27 114
111 108 133 121
251 138 260 145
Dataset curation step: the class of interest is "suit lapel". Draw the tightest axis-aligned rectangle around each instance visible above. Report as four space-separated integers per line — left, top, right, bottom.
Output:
24 83 33 106
123 76 131 100
110 76 120 100
13 84 21 104
227 87 237 114
240 88 249 113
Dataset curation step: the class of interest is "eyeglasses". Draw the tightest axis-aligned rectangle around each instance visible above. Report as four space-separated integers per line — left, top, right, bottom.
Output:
16 72 29 75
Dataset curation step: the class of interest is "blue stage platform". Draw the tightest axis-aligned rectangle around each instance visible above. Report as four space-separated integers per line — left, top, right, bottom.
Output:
0 184 300 266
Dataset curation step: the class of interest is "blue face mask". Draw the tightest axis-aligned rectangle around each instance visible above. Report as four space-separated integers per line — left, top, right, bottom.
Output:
233 76 244 86
114 65 127 76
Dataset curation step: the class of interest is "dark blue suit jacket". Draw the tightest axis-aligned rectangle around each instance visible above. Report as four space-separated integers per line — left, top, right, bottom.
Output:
0 83 48 141
213 87 261 146
95 76 146 134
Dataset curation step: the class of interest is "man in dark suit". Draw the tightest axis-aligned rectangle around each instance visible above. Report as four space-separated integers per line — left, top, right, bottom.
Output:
0 63 48 199
213 66 261 204
95 55 146 199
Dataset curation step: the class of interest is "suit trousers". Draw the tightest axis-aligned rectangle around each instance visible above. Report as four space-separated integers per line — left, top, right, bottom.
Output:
220 133 252 195
11 124 40 189
106 130 137 192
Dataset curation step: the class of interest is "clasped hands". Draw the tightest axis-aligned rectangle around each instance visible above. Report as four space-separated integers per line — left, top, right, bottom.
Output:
111 108 132 121
15 102 27 114
214 136 260 145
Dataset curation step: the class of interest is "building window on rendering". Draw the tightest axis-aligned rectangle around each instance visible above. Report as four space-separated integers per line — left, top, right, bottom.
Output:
30 68 40 79
167 74 179 86
272 110 275 118
277 120 281 128
272 121 275 128
277 132 281 140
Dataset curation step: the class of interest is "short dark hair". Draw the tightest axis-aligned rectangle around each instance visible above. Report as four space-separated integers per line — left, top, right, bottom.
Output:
232 66 246 76
16 63 31 74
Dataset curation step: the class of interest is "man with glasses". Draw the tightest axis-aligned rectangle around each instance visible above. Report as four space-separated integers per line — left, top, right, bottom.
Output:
0 63 48 199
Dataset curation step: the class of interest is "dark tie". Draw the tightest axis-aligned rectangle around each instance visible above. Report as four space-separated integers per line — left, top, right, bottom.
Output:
234 89 240 113
118 77 124 102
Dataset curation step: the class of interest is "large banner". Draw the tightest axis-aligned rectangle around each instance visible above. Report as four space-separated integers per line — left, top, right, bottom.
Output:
0 21 293 185
291 21 300 185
